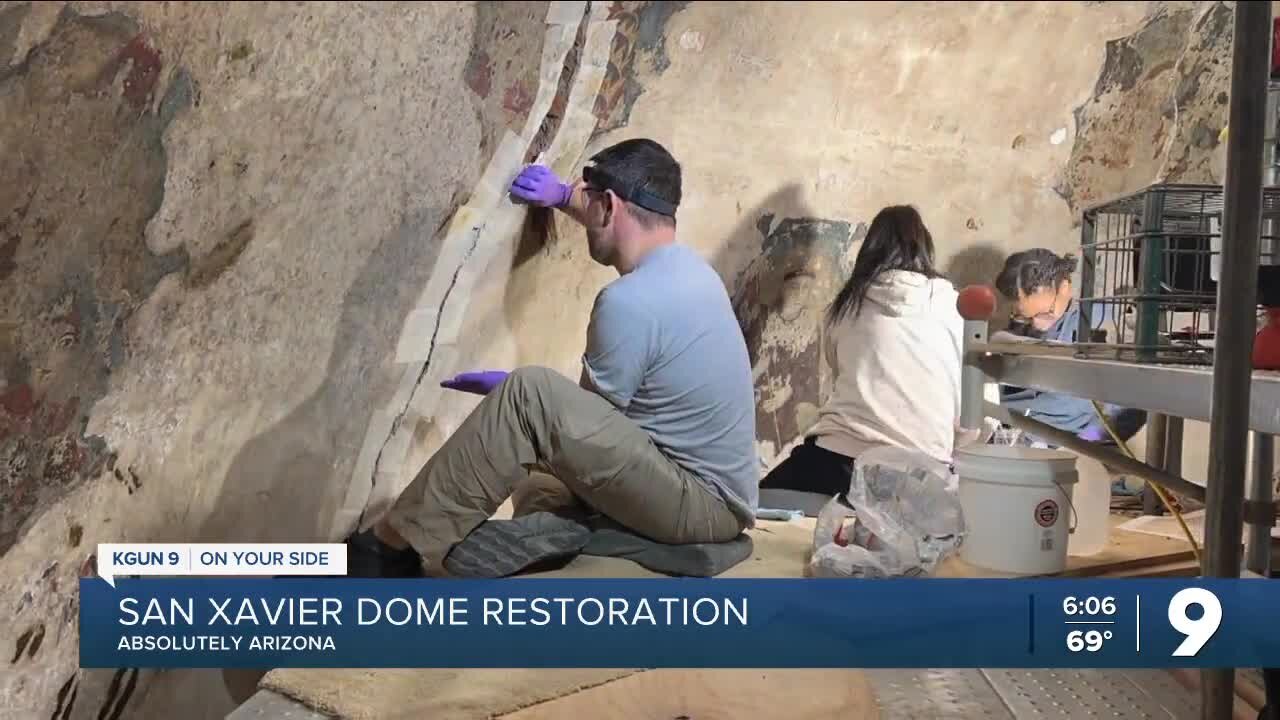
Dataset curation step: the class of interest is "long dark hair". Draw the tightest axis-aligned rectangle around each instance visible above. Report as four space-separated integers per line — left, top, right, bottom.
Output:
827 205 941 325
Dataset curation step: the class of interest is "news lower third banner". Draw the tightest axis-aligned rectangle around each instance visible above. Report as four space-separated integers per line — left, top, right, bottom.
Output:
80 576 1280 669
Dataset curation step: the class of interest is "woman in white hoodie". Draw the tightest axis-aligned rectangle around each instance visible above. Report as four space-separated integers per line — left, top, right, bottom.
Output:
760 205 963 498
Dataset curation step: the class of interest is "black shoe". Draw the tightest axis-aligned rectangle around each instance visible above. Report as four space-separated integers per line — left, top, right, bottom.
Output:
344 529 425 578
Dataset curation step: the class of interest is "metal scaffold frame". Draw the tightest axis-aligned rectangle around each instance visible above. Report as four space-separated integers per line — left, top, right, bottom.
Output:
962 4 1275 718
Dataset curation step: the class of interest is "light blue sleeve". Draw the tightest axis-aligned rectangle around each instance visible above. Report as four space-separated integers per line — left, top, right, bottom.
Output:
1088 300 1111 328
582 287 653 409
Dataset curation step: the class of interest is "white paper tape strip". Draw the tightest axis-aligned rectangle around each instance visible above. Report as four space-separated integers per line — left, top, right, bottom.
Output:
545 1 588 26
393 307 440 364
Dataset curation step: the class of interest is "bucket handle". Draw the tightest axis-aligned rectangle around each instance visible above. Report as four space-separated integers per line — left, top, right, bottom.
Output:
1053 478 1079 535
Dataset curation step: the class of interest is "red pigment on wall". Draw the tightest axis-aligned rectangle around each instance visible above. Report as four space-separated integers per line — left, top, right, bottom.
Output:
502 81 533 114
111 35 162 107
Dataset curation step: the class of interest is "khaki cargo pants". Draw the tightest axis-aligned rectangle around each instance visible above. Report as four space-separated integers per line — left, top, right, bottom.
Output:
384 366 745 572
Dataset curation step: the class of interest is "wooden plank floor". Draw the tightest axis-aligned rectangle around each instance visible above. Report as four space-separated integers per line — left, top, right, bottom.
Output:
500 669 881 720
232 515 1194 719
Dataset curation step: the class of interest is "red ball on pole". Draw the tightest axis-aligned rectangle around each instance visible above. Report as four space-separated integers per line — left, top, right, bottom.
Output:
1254 308 1280 371
957 284 998 321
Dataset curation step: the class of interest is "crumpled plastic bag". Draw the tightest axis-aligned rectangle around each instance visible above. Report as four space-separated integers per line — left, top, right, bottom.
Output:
807 445 966 578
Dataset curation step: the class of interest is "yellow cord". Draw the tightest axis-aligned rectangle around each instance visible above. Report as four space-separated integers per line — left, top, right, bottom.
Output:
1090 401 1202 565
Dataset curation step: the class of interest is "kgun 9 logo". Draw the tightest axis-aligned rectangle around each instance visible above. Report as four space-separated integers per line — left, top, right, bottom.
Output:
1167 588 1222 657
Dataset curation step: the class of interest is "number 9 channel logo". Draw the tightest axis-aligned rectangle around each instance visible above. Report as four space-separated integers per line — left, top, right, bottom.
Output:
1168 587 1223 657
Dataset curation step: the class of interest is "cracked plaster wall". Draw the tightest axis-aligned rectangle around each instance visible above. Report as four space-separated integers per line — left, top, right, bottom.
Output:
0 1 1265 718
0 1 558 717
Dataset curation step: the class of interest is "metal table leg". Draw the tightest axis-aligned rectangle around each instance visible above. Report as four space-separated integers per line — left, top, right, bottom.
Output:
960 319 988 431
1249 433 1275 720
1247 433 1275 575
1201 2 1271 717
1165 416 1185 480
1144 413 1169 515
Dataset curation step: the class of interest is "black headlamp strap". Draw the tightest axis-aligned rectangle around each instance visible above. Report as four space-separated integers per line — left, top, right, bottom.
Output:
582 165 677 217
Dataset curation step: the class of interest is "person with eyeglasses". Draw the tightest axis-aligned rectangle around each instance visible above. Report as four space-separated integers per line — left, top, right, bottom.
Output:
993 248 1147 448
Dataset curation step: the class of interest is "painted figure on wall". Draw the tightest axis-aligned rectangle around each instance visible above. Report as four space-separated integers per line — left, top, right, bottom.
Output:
731 215 860 468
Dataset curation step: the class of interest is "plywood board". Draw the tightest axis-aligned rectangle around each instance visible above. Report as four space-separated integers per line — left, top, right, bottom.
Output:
259 669 639 720
937 515 1190 578
1051 549 1196 578
1118 508 1280 545
500 669 880 720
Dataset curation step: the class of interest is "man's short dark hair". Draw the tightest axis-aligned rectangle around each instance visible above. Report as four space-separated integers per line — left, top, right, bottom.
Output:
585 138 681 228
994 248 1078 300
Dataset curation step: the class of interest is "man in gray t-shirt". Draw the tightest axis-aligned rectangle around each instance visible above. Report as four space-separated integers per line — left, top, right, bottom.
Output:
352 139 758 578
582 241 759 522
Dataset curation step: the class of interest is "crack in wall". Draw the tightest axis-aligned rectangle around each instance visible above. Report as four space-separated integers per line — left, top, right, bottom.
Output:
1154 2 1219 181
359 223 483 530
355 2 594 530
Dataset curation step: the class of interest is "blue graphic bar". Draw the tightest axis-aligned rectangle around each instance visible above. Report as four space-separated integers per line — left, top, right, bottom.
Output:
78 578 1280 669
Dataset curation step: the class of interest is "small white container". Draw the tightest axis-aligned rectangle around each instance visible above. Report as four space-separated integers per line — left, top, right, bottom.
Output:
1067 453 1113 558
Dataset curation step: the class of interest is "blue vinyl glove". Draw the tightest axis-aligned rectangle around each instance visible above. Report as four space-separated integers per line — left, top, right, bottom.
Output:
1078 425 1109 443
440 370 509 396
509 165 572 208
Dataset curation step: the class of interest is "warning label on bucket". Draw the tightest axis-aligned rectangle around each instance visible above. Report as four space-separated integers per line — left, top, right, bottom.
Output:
1034 499 1059 528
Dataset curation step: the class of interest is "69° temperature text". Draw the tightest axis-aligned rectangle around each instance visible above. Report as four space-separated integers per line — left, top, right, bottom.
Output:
1067 630 1112 652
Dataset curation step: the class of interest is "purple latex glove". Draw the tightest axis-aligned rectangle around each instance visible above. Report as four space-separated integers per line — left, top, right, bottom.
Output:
440 370 509 396
509 165 572 208
1078 426 1109 443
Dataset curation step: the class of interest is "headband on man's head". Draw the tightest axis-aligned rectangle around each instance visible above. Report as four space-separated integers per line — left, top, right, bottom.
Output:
582 164 678 217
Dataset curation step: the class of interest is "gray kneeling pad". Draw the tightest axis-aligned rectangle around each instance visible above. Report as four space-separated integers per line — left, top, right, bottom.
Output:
444 512 753 578
581 518 753 577
443 512 591 578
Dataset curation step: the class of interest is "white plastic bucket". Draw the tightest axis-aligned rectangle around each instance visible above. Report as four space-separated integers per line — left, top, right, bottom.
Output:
955 445 1079 575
